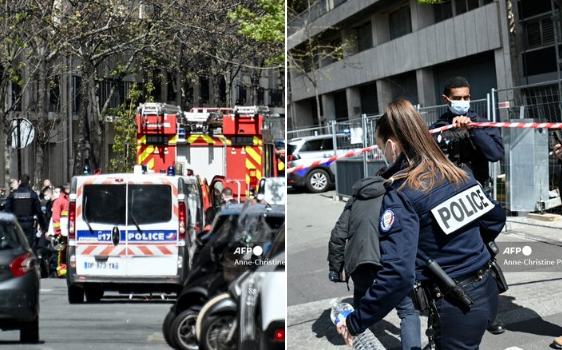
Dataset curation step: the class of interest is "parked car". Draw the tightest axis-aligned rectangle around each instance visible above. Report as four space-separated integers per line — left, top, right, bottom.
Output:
0 212 40 343
287 134 362 193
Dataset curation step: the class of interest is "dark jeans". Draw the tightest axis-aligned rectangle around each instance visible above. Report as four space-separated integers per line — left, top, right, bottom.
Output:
19 221 36 248
352 265 422 350
434 270 499 350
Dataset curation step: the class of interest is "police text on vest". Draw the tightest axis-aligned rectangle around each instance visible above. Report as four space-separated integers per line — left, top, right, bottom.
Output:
431 186 494 235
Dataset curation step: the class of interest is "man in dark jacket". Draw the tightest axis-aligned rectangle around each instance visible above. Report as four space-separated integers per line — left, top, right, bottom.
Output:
4 174 46 247
328 175 421 350
430 76 504 185
430 76 506 335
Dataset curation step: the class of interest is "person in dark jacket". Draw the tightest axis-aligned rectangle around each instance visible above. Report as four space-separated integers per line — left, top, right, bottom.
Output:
430 76 506 335
336 99 506 350
4 174 46 247
328 174 421 350
430 76 504 186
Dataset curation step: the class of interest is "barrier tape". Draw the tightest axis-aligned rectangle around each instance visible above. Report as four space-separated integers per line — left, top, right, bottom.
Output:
287 121 562 174
429 121 562 134
286 146 379 174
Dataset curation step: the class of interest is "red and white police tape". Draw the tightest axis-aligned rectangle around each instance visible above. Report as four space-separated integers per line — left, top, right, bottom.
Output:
286 121 562 174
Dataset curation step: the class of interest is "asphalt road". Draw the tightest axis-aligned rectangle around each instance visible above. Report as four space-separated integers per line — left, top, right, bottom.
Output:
288 188 562 350
0 278 173 349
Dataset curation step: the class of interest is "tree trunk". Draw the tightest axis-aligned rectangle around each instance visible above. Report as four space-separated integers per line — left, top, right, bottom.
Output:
74 62 94 175
2 116 11 193
33 61 48 189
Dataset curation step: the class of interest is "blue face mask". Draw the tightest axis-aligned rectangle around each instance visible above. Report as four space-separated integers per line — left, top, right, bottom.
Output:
447 98 470 115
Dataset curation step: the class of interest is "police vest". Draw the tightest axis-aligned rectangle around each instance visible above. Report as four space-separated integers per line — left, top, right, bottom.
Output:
431 185 494 235
12 192 34 217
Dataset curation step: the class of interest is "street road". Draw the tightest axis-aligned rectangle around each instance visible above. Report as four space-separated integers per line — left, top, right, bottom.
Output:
0 278 172 349
288 188 562 350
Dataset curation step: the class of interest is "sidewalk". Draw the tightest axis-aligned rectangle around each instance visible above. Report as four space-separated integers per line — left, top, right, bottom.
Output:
287 217 562 350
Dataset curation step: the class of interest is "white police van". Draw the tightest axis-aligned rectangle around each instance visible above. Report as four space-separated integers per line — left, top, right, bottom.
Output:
66 173 204 303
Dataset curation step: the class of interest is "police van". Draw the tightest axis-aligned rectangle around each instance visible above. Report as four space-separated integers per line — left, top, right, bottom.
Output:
66 173 205 303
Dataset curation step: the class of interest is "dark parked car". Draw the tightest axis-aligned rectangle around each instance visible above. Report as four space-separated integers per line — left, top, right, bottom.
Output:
0 212 40 343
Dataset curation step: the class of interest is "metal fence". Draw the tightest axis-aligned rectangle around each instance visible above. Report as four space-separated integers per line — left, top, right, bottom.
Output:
287 125 332 140
288 80 562 216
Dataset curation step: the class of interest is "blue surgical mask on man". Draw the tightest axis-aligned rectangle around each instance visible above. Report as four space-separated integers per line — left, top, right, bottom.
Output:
447 98 470 115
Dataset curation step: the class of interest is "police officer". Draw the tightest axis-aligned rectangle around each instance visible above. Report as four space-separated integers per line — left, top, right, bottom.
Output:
336 99 506 349
431 76 506 335
4 174 46 247
430 76 504 186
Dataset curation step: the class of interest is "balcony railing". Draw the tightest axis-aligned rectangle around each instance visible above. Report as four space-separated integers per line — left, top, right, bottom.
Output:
288 0 348 37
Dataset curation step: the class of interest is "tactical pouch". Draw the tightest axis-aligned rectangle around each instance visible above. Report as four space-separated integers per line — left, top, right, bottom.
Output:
490 259 509 294
412 283 430 312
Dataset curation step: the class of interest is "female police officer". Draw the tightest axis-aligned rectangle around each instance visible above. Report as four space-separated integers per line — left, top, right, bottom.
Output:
336 99 506 349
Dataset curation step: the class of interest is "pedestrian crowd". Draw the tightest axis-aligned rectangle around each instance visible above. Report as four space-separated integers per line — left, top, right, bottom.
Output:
1 176 70 278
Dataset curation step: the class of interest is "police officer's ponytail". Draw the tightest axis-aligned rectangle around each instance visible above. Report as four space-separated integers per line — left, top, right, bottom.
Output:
376 99 468 192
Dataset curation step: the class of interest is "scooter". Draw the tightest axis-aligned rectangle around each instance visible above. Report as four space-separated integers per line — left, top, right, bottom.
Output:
197 229 285 350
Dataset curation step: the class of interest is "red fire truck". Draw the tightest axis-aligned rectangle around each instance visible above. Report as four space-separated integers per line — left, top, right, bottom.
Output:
135 103 280 207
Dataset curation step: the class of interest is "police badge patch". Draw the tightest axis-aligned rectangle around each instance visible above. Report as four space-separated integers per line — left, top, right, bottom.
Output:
380 209 395 232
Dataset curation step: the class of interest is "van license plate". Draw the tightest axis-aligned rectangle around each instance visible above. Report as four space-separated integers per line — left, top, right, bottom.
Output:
84 262 119 269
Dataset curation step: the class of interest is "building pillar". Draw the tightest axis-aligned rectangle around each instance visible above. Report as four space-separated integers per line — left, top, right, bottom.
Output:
416 68 437 107
346 87 361 120
321 93 336 122
294 100 315 127
376 79 393 113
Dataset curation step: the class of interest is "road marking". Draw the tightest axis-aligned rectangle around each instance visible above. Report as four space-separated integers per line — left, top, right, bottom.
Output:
40 289 52 292
147 332 164 342
505 347 524 350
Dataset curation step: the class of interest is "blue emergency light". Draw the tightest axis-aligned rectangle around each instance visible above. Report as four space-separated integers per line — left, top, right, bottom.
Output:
167 166 175 176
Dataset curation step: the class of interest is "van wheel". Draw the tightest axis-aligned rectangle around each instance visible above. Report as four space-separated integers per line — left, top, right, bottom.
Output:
306 169 330 193
171 308 200 350
85 286 104 303
20 317 39 343
68 285 84 304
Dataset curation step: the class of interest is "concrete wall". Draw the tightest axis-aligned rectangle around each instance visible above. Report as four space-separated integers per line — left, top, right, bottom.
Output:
290 2 502 102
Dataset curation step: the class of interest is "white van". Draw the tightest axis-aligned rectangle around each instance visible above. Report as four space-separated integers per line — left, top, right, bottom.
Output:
66 173 204 303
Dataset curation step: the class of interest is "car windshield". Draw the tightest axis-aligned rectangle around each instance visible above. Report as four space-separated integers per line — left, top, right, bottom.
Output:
0 222 22 250
83 184 172 225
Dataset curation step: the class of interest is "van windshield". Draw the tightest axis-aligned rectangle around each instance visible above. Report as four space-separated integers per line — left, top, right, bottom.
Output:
83 184 172 225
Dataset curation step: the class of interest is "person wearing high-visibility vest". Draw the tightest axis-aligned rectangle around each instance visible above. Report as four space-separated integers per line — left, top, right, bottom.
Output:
51 184 70 277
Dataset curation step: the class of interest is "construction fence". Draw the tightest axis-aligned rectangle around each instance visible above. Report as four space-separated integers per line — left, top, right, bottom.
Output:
288 79 562 215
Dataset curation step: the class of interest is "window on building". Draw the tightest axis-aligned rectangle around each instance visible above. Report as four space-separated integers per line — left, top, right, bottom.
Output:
518 0 555 21
525 17 554 49
49 77 60 113
389 6 412 40
200 77 210 103
236 85 247 105
522 46 558 76
356 21 373 52
270 89 283 107
258 88 265 105
434 0 492 24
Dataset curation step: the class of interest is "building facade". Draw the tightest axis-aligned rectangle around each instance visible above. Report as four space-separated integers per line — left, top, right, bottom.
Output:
288 0 558 129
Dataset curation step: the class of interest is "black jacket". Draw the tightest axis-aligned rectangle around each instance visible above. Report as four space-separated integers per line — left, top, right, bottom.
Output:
4 185 46 229
327 176 386 278
430 110 504 185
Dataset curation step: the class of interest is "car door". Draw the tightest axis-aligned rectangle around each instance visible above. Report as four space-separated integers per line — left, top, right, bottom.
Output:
125 177 178 277
75 176 128 277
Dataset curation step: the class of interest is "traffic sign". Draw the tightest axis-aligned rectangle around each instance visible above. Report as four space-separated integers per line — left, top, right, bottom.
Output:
10 118 35 149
